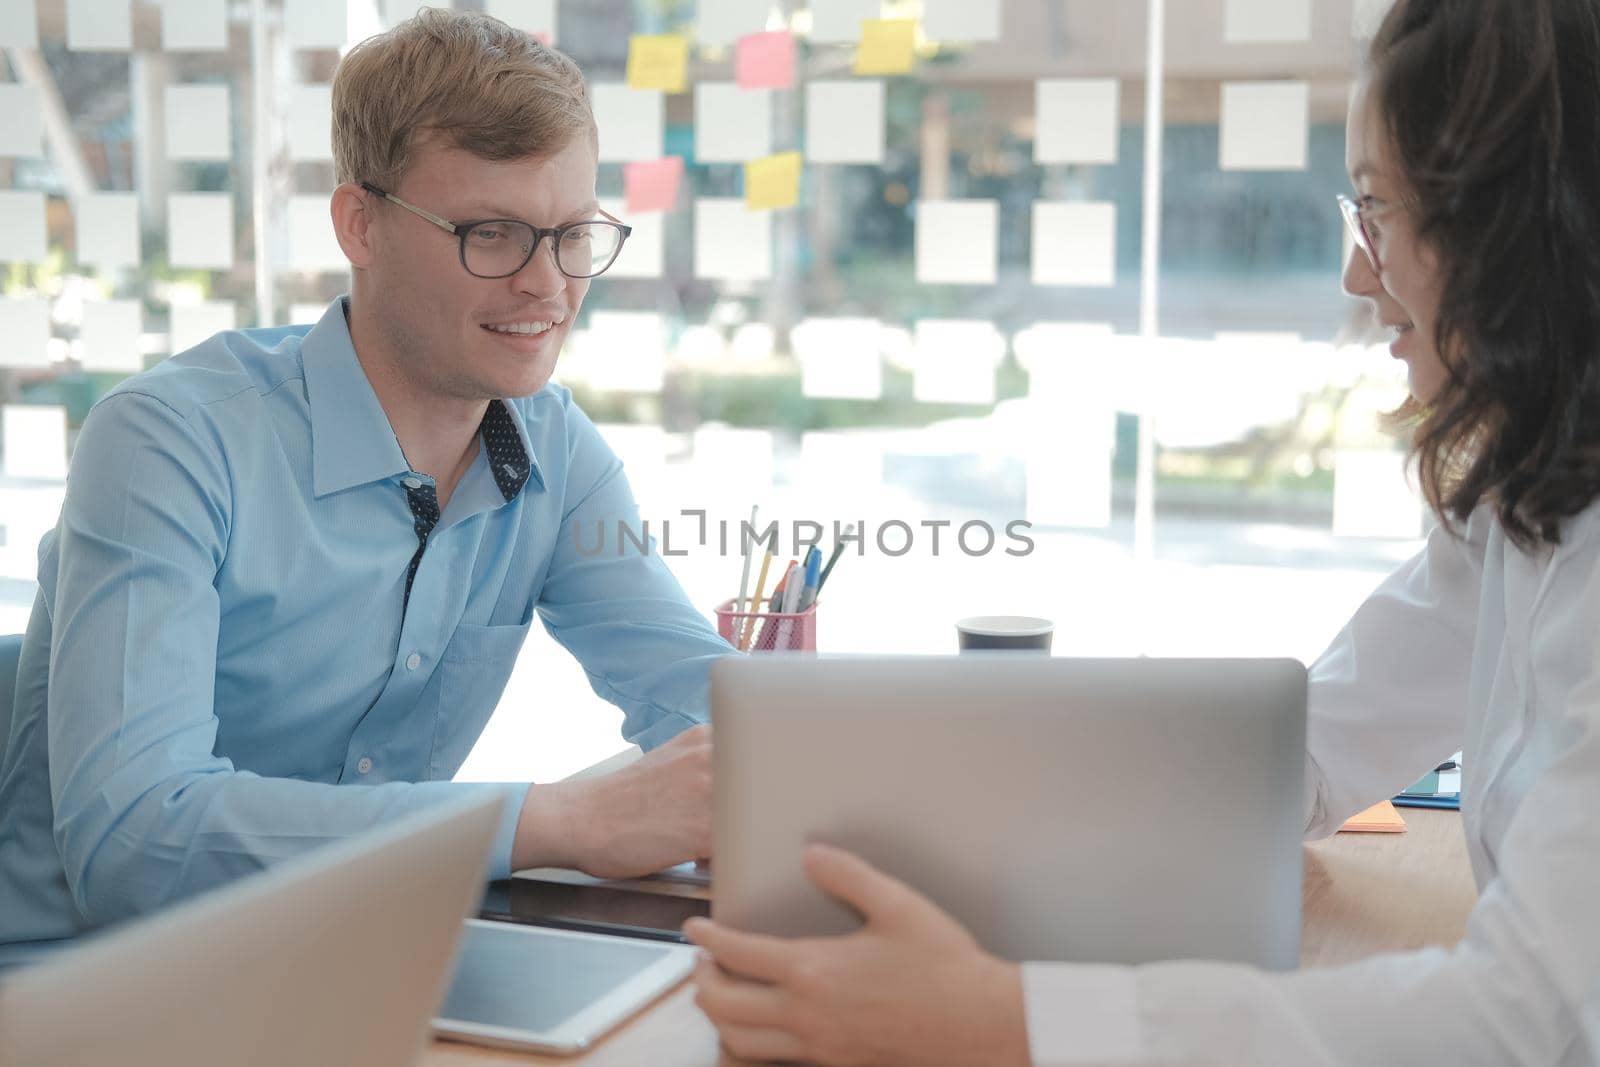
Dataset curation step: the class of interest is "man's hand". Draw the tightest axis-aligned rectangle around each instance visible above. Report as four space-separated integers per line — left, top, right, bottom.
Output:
684 843 1031 1067
513 724 711 879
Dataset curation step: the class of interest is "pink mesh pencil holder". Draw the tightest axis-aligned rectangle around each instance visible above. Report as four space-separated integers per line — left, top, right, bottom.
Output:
716 597 818 652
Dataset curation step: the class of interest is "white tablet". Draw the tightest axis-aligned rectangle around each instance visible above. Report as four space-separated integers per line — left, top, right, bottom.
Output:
432 919 696 1054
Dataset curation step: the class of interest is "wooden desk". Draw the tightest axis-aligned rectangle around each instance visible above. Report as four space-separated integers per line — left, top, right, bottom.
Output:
425 808 1476 1066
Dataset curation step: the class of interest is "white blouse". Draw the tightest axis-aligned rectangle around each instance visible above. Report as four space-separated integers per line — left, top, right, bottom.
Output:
1024 503 1600 1065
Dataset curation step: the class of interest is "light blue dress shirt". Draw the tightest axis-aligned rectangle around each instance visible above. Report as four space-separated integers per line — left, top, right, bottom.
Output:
0 299 730 961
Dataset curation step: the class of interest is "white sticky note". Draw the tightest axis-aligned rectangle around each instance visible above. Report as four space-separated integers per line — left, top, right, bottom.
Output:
169 300 236 353
915 200 998 285
581 312 666 392
809 0 879 42
382 0 426 28
697 0 770 47
284 0 347 49
592 83 663 163
1224 0 1311 43
923 0 1000 41
695 84 773 163
486 0 556 41
167 193 233 270
694 197 772 282
67 0 131 50
912 320 1004 404
0 0 40 48
598 198 663 279
79 300 143 372
165 85 232 162
1032 202 1116 287
1220 81 1309 171
288 85 334 162
1333 448 1423 538
162 0 228 49
794 317 883 400
76 193 141 271
1035 79 1118 165
805 80 884 164
1353 0 1394 38
0 191 47 264
3 405 69 480
288 195 347 274
0 85 43 158
0 299 52 369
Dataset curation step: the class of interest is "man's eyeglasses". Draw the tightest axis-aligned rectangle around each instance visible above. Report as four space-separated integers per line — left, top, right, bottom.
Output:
1336 193 1382 274
361 182 632 280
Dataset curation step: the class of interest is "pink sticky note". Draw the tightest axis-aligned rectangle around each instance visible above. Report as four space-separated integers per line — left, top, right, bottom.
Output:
624 156 684 214
736 30 796 90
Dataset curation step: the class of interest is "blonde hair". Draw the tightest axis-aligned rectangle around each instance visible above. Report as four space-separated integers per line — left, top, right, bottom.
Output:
332 7 596 190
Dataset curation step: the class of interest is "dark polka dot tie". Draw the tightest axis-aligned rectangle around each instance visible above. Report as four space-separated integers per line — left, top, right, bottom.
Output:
399 400 530 616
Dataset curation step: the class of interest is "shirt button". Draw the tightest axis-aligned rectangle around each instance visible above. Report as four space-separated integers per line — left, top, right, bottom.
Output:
402 475 422 489
406 652 421 670
356 757 373 775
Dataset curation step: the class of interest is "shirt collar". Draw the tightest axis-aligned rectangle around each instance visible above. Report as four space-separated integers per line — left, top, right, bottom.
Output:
303 299 411 499
302 297 545 501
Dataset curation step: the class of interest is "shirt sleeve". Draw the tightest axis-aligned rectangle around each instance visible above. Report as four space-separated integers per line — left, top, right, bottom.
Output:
533 397 732 752
45 392 528 925
1023 522 1600 1066
1300 510 1489 839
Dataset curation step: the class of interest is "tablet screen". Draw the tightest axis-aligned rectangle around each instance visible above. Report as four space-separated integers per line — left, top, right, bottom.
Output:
437 920 686 1037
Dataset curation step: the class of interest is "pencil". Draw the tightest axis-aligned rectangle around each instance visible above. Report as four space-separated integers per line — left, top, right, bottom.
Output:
740 531 778 651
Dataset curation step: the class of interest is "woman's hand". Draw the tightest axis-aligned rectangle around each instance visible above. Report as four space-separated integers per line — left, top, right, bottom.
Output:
685 843 1031 1066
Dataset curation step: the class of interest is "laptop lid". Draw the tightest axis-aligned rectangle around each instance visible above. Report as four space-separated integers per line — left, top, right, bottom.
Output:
712 655 1306 969
0 793 504 1067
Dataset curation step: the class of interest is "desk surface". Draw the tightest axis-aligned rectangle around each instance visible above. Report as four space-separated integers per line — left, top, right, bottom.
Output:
425 808 1476 1066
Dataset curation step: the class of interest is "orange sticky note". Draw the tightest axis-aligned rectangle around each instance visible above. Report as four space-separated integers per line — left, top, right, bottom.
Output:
627 34 689 93
624 156 684 214
853 19 916 76
736 30 796 89
1340 800 1407 833
744 151 802 210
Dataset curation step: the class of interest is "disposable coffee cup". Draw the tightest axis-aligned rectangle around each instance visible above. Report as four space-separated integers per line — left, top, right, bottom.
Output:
955 615 1054 653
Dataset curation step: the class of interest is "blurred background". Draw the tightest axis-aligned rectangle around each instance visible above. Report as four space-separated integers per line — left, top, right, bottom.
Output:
0 0 1415 782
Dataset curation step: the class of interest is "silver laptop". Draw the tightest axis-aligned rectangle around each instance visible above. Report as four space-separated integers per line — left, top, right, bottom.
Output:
713 655 1306 969
0 794 504 1067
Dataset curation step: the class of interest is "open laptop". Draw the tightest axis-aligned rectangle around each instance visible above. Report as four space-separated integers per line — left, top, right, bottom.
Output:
713 655 1307 969
0 794 504 1067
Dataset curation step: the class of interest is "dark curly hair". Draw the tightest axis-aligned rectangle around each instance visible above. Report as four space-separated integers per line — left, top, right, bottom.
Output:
1370 0 1600 548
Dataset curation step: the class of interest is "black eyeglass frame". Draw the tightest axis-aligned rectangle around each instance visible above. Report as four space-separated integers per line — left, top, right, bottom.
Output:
360 181 633 280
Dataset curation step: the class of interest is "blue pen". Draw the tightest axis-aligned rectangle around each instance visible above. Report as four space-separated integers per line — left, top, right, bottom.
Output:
796 546 823 611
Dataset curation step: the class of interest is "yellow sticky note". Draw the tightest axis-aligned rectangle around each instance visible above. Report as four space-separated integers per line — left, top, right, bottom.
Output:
853 19 916 76
744 151 803 211
627 34 689 93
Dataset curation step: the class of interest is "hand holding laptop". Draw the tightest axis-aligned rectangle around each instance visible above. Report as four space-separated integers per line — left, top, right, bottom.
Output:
686 843 1032 1067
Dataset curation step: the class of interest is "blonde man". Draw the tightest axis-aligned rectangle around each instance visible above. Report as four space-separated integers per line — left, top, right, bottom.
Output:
0 9 725 962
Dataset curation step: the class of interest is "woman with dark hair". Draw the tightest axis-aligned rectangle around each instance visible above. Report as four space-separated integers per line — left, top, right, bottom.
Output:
687 1 1600 1063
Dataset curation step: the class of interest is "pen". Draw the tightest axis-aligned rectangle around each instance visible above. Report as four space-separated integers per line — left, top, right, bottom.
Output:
734 505 758 614
774 561 807 650
815 524 854 594
795 546 823 612
754 561 798 651
740 531 777 651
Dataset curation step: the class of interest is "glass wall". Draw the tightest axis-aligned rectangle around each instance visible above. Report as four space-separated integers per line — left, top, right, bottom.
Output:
0 0 1415 781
